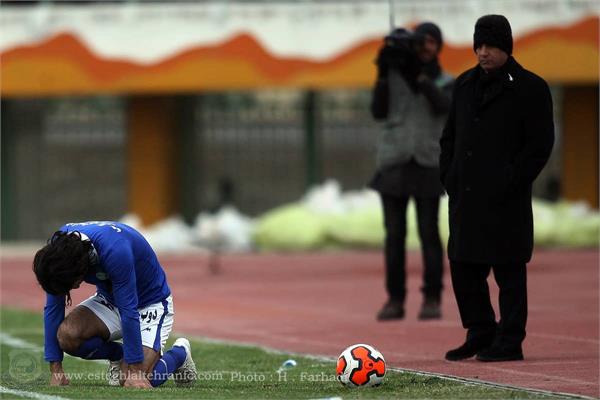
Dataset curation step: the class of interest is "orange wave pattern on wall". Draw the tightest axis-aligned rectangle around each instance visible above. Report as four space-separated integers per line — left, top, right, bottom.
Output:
1 16 597 97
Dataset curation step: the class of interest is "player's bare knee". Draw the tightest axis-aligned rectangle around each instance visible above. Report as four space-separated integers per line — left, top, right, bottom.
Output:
57 321 83 354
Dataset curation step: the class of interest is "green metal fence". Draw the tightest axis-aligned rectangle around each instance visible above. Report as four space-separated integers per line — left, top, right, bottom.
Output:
1 97 127 240
187 89 378 217
1 89 380 239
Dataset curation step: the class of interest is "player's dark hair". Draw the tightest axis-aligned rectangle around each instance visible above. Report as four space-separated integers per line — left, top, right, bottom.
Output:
32 231 92 305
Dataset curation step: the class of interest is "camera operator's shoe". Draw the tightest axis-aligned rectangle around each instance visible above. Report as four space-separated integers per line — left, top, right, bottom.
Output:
376 300 404 321
418 298 441 320
445 336 494 361
173 338 197 387
476 345 523 362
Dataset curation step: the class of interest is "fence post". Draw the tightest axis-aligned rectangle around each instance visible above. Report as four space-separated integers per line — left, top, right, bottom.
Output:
304 89 321 188
1 101 15 240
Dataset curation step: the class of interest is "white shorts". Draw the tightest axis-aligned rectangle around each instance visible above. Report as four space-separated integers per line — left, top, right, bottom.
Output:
79 293 174 353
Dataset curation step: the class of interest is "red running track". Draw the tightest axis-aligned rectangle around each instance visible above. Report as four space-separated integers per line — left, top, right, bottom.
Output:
1 249 598 397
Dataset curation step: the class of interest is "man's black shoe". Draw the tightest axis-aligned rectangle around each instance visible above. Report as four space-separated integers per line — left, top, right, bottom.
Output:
445 339 493 361
376 300 404 321
476 345 523 362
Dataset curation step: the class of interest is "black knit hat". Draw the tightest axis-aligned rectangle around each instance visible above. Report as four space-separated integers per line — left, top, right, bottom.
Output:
473 14 512 55
415 22 443 49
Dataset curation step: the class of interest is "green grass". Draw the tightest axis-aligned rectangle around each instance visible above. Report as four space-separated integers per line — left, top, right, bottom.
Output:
0 307 568 399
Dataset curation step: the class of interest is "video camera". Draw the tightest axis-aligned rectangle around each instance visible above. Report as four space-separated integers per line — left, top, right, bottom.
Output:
378 28 425 72
384 28 424 58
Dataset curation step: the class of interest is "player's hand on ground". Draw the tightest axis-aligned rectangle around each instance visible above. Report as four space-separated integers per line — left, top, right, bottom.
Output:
124 366 152 388
49 362 70 386
124 374 152 388
50 372 70 386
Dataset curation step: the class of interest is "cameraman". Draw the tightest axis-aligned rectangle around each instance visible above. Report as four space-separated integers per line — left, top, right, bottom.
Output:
370 22 454 321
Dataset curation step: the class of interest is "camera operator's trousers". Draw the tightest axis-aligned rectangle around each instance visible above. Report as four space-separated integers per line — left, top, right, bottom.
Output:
381 194 444 303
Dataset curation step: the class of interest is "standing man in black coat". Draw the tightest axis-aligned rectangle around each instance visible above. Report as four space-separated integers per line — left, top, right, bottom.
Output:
440 15 554 362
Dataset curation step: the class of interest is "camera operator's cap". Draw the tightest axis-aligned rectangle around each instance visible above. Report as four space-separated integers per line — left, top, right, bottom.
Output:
415 22 443 49
473 14 513 55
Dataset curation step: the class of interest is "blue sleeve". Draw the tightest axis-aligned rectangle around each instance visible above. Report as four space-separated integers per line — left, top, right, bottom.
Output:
44 293 65 362
105 242 144 364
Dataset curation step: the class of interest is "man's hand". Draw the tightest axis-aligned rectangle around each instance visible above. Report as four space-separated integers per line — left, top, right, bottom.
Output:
49 362 69 386
123 364 151 389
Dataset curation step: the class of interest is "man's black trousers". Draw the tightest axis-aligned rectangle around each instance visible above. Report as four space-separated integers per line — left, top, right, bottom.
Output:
380 194 444 303
449 260 528 348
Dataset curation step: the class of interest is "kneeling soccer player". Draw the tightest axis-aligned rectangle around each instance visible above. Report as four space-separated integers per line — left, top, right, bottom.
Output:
33 221 197 388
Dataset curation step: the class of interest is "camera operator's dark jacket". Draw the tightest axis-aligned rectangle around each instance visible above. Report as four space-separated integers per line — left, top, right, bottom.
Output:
439 56 554 264
371 68 454 170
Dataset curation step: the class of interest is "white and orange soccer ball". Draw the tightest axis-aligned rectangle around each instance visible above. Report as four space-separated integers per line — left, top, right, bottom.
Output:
336 343 386 388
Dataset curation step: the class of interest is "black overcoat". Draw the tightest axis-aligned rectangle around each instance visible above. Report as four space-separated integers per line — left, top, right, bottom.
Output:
439 57 554 264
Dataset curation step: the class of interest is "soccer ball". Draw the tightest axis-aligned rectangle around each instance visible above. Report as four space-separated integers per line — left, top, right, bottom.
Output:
336 343 386 388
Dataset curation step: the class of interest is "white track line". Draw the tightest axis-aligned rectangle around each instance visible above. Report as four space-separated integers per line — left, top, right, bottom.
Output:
0 386 69 400
518 360 593 366
472 363 596 386
529 332 600 345
0 332 42 351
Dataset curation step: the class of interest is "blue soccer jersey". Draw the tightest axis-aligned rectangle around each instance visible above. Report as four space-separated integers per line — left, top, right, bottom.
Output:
43 221 171 364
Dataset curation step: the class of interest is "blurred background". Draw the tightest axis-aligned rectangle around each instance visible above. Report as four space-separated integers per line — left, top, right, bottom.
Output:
1 0 598 249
